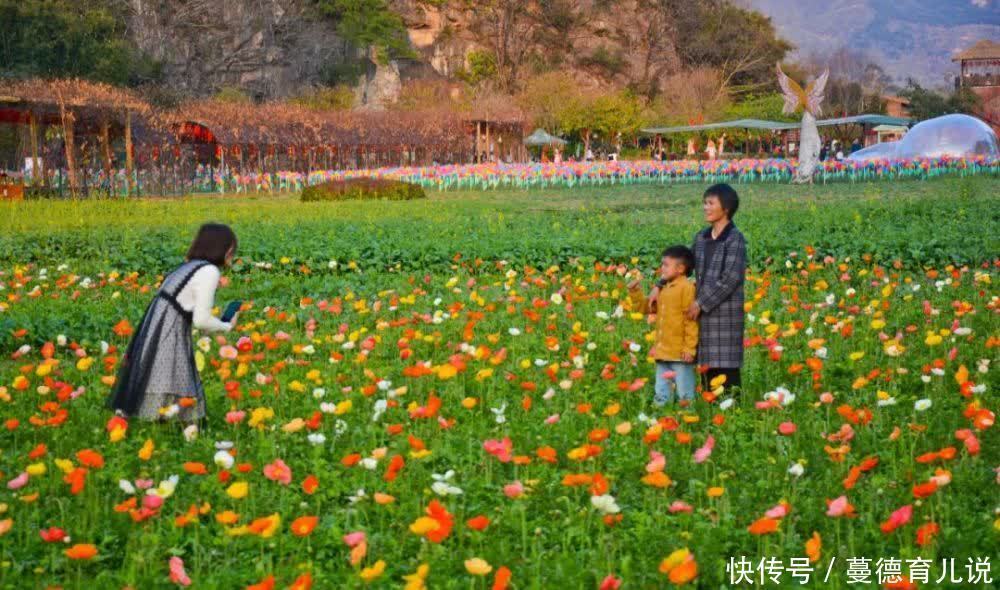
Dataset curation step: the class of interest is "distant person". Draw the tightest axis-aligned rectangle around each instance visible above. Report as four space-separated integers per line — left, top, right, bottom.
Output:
705 139 717 160
820 143 829 161
851 139 862 154
686 137 697 158
554 148 563 165
109 223 239 429
835 146 845 161
585 147 595 162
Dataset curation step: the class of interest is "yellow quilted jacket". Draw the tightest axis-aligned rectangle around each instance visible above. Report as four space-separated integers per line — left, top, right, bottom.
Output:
628 276 699 361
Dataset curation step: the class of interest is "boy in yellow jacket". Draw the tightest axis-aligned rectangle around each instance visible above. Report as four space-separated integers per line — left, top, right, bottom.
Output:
627 246 699 406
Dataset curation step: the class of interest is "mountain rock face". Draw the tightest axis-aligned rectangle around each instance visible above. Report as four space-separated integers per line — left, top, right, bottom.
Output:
740 0 1000 87
126 0 352 99
125 0 685 102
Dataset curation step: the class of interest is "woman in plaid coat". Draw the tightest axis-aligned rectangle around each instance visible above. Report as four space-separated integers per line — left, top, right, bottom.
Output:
687 184 746 394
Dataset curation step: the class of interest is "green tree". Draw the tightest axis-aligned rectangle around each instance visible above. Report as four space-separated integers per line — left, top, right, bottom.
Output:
311 0 414 63
663 0 792 93
0 0 159 86
899 79 981 121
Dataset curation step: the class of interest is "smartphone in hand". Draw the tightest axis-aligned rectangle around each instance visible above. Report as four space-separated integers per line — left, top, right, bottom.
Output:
221 300 242 323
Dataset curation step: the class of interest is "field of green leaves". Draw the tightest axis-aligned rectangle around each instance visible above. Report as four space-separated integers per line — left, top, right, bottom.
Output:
0 176 997 589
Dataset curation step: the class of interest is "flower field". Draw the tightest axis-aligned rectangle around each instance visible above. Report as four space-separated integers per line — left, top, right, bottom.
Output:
0 179 997 589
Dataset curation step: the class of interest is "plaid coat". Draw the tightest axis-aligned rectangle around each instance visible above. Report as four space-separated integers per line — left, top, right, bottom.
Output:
692 223 746 369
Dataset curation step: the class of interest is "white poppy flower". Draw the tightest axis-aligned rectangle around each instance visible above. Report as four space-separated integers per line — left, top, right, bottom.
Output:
360 458 379 470
719 398 735 411
183 424 199 442
508 328 521 336
214 450 235 470
914 399 932 412
788 463 804 478
308 433 327 446
312 388 326 399
214 440 234 450
119 479 136 495
591 494 621 515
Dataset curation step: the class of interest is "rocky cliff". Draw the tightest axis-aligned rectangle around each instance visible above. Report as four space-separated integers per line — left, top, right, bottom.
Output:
126 0 684 103
127 0 352 100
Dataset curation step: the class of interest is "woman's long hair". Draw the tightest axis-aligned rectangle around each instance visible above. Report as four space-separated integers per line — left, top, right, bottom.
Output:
186 223 237 267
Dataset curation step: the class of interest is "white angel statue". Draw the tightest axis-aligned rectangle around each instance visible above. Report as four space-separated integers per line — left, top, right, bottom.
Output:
777 63 829 183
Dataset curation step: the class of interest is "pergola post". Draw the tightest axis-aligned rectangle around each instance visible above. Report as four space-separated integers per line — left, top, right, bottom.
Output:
60 103 80 197
28 113 41 187
125 110 134 196
100 119 114 194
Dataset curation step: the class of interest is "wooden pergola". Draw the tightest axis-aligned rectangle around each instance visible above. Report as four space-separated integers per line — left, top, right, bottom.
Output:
0 78 152 196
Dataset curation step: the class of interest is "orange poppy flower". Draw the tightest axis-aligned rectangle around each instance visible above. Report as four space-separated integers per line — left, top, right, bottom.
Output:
492 565 512 590
466 515 490 531
747 517 780 535
805 532 821 563
65 543 98 560
302 475 319 495
290 515 319 537
76 449 104 469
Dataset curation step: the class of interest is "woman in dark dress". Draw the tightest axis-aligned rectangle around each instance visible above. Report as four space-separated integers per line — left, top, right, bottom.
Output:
687 183 746 395
109 223 238 424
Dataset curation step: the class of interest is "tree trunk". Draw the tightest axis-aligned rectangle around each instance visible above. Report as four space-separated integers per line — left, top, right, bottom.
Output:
60 104 80 197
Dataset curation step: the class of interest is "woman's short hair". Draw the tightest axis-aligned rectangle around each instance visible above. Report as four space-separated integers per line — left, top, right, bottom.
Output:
703 183 739 219
187 223 237 267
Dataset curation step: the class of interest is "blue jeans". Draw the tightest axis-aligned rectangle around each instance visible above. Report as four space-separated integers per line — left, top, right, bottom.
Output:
654 361 696 405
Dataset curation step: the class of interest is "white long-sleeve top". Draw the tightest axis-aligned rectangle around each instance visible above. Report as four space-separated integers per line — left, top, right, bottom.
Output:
175 264 233 332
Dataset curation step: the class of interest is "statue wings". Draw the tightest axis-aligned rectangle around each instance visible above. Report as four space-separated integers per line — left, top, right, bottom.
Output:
776 63 829 116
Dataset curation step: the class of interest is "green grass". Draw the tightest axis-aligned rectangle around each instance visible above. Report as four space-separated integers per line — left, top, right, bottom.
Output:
1 176 997 275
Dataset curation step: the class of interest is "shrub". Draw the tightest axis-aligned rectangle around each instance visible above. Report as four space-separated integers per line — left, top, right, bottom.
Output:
300 178 426 202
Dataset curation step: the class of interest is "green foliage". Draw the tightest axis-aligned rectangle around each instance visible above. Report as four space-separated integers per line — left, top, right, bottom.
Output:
213 87 253 104
665 0 792 91
457 50 499 85
899 79 982 121
300 178 427 202
1 177 995 275
724 93 799 123
292 86 355 111
311 0 414 62
0 0 160 86
578 46 627 76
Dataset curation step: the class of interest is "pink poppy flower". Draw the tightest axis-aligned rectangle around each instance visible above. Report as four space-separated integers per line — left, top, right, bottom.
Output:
545 414 560 425
668 501 693 514
225 410 246 424
342 531 366 547
169 556 192 586
826 495 854 518
263 459 293 485
693 435 715 464
483 438 513 463
135 479 154 490
503 480 525 499
143 495 164 510
599 574 622 590
765 502 790 519
7 472 28 490
646 451 666 473
778 422 797 436
219 345 238 360
880 504 912 534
